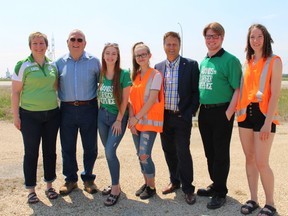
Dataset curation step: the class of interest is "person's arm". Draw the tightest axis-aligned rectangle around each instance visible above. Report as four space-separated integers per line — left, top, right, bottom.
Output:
112 86 131 136
260 58 282 140
226 88 239 121
11 81 23 130
128 102 138 135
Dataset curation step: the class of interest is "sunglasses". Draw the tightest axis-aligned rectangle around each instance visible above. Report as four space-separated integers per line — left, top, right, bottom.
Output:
70 38 84 43
105 42 119 47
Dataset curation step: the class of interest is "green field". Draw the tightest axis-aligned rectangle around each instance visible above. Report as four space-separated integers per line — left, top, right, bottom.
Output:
1 86 288 123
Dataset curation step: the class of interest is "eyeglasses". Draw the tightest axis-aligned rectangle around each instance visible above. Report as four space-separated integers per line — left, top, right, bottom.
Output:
205 34 221 40
70 38 84 43
105 42 119 47
135 53 148 59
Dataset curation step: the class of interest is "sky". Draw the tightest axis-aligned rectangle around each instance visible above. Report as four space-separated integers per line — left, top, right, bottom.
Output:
0 0 287 77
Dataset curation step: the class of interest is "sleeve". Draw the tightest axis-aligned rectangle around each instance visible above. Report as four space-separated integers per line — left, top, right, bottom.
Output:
150 72 162 90
121 70 132 88
228 57 242 89
11 60 25 82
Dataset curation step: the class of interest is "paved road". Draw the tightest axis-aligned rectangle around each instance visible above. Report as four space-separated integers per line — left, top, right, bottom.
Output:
1 81 288 88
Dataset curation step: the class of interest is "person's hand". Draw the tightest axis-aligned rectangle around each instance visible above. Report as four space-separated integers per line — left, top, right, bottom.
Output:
128 116 139 128
130 126 138 135
13 116 21 130
112 120 122 136
259 122 271 141
225 110 233 121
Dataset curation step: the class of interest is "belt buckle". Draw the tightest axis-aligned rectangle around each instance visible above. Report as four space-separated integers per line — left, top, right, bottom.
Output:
73 101 79 106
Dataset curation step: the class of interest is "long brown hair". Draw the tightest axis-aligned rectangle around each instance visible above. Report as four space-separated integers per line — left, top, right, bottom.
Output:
131 42 151 81
245 24 274 61
100 43 122 107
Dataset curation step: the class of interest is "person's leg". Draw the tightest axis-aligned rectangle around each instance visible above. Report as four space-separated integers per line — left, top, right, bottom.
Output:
138 131 157 187
132 131 148 196
20 109 42 189
60 104 79 183
79 104 98 182
160 113 180 185
137 131 157 199
173 116 194 194
239 127 259 203
132 132 145 179
99 109 128 195
41 108 60 187
198 107 214 184
254 132 275 207
211 107 234 197
20 108 43 203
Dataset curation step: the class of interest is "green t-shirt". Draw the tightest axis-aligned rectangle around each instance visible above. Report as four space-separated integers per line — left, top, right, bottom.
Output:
12 55 58 111
98 69 132 114
199 50 242 104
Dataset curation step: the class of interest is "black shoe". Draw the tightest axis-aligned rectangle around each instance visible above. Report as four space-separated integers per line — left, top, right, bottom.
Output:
197 185 215 197
185 192 196 205
139 186 156 199
135 184 147 196
207 195 226 209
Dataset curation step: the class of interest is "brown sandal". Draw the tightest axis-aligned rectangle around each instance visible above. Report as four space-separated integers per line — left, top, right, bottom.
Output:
28 192 39 204
45 188 58 199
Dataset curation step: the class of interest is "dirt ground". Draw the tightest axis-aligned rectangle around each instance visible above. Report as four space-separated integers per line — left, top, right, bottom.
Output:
0 121 287 216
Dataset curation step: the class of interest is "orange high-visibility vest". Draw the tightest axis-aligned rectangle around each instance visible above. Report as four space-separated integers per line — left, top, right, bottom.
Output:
236 55 280 124
130 68 164 132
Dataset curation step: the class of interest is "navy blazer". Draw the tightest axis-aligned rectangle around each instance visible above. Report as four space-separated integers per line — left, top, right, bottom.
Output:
155 56 200 124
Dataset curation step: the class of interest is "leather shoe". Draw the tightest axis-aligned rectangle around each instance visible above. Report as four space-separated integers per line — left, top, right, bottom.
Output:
83 180 98 194
197 185 215 197
185 192 196 205
162 183 180 194
207 195 226 209
59 182 78 195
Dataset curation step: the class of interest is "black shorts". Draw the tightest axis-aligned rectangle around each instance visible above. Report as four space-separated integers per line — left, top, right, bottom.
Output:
238 103 276 133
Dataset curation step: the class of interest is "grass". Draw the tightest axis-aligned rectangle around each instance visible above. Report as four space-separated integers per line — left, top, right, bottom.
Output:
279 88 288 121
1 86 288 122
0 86 12 121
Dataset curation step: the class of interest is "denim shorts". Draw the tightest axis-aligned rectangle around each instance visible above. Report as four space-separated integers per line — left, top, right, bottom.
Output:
238 103 276 133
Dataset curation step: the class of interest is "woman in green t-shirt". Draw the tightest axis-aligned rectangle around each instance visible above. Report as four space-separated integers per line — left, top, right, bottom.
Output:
11 32 60 204
97 43 132 206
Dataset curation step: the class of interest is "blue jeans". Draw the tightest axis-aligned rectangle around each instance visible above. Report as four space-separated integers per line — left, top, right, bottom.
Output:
60 101 98 183
98 107 128 185
19 107 60 189
132 131 157 178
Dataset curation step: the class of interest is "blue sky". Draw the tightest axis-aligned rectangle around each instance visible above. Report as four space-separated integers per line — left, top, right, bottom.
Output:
1 0 287 77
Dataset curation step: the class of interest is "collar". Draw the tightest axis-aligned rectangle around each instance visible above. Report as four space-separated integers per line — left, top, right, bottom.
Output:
165 55 180 68
27 54 50 63
206 48 225 58
64 51 89 61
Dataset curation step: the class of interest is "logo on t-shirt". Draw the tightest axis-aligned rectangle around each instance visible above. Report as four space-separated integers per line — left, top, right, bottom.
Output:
99 85 115 105
199 66 217 90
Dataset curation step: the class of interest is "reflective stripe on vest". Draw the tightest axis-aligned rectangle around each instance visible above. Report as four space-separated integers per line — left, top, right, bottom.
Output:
138 69 163 128
237 56 273 117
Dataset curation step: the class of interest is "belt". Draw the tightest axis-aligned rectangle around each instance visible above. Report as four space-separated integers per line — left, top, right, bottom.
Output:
165 109 181 115
201 102 229 109
62 98 97 106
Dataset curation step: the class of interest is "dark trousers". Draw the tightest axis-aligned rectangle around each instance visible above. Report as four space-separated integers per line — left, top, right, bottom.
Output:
20 107 60 188
60 102 98 183
160 112 195 194
198 104 234 197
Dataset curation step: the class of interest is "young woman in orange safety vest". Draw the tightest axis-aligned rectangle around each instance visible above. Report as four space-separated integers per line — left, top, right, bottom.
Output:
128 42 164 200
236 24 282 216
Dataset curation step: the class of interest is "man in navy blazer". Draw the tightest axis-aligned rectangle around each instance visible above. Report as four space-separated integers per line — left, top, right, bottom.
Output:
155 31 199 205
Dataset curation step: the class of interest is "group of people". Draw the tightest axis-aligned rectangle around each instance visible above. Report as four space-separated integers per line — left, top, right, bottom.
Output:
11 22 282 216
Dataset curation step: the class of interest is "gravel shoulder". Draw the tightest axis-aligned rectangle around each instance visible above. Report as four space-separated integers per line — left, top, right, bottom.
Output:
0 121 287 216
